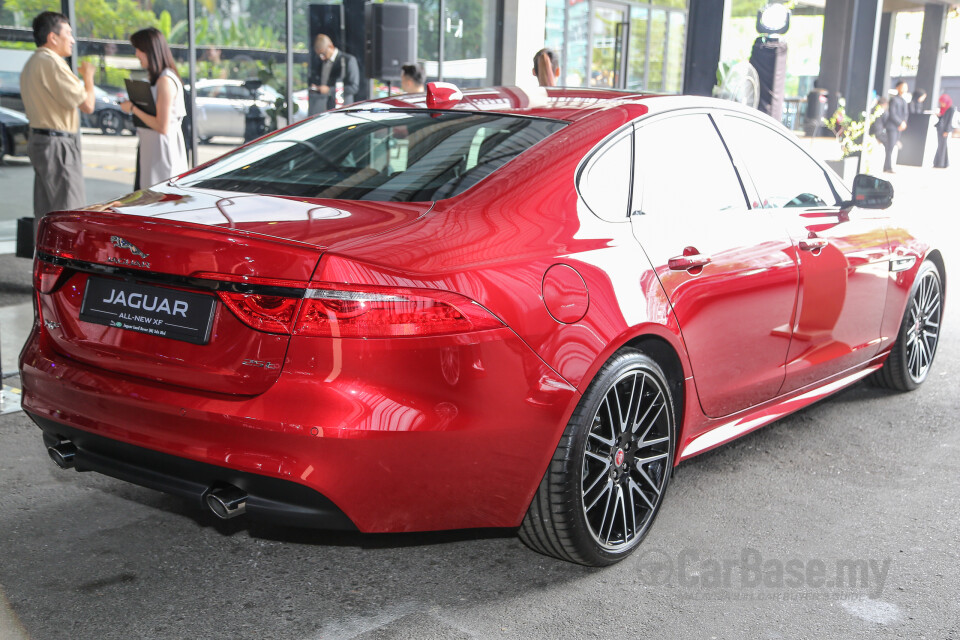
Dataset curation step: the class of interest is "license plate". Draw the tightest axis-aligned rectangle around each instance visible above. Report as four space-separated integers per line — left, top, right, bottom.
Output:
80 276 216 345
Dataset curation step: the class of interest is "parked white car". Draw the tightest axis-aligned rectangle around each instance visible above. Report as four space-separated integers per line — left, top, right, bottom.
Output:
192 79 287 141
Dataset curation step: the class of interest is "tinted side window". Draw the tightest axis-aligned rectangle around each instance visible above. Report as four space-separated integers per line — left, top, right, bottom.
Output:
633 114 747 217
720 115 838 208
226 85 251 100
578 130 632 221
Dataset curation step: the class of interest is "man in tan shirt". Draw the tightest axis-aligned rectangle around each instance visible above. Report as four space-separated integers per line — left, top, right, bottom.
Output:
20 11 95 225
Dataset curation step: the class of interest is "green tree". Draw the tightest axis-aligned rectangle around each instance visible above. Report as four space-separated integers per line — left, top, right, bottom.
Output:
5 0 159 39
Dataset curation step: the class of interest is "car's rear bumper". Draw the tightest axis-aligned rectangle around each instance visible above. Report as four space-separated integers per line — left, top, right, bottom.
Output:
33 413 357 529
20 325 581 533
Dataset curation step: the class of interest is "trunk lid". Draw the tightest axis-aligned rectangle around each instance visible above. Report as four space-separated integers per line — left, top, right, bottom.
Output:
36 186 432 395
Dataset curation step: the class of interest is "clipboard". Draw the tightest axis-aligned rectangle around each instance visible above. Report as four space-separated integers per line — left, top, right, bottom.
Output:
124 78 156 128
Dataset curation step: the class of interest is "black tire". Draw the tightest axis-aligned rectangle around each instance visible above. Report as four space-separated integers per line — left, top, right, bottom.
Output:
99 109 123 135
519 348 676 566
872 260 943 391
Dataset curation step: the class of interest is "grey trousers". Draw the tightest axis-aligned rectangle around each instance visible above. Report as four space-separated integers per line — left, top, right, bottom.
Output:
27 132 86 234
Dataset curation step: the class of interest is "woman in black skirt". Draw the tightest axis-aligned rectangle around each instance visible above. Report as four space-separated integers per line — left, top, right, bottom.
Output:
934 94 955 169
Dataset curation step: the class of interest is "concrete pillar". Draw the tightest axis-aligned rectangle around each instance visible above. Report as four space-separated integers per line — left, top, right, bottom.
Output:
682 0 726 96
915 3 947 107
500 0 546 87
899 4 948 167
874 12 895 98
818 0 854 115
818 0 882 118
844 0 883 118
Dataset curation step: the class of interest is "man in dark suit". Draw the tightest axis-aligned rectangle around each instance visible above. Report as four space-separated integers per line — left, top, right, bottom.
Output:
308 33 359 115
883 80 910 173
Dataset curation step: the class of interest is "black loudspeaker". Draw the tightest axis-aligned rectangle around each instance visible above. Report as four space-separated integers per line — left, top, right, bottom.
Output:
750 37 787 119
364 3 417 81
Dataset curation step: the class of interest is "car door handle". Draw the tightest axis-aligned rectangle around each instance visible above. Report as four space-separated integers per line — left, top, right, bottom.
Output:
798 238 829 251
668 253 712 271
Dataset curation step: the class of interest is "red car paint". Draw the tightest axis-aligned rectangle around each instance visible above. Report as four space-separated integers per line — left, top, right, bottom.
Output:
20 87 942 534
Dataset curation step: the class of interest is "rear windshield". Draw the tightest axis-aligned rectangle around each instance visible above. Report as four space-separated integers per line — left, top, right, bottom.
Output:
179 109 565 201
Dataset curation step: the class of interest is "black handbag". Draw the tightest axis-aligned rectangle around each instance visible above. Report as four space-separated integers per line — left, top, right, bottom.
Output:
15 217 33 258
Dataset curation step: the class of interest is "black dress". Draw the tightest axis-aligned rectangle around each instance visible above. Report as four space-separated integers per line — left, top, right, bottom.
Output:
934 106 955 168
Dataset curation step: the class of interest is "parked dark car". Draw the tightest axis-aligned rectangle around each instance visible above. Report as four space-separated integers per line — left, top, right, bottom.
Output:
0 70 25 113
2 68 132 136
0 105 29 160
0 50 31 112
80 86 134 135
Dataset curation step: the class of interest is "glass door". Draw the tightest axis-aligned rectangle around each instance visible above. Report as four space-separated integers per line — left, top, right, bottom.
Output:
591 2 629 89
626 6 649 91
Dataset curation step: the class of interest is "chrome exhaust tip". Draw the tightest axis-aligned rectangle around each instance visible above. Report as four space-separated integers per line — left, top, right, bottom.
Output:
47 441 77 469
205 485 247 519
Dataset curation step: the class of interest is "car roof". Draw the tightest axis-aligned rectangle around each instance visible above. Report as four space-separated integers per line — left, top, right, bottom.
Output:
0 105 29 123
196 79 247 87
350 86 764 123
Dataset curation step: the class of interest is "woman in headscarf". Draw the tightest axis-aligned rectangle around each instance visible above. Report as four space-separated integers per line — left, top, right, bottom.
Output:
934 94 955 169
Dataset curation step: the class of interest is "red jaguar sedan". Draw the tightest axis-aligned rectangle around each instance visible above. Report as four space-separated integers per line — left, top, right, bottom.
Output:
21 85 945 566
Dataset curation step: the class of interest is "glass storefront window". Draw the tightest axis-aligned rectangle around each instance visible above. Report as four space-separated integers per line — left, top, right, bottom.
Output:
409 0 439 83
665 10 685 93
443 0 498 88
549 1 685 93
627 7 648 91
566 1 589 87
647 8 666 91
591 4 627 88
545 0 566 69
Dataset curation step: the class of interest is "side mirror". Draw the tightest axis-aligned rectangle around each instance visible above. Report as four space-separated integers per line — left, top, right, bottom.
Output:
851 174 894 209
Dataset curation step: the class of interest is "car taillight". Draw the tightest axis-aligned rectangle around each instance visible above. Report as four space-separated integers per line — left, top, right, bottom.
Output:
294 286 502 338
199 271 502 338
34 260 65 293
216 292 302 334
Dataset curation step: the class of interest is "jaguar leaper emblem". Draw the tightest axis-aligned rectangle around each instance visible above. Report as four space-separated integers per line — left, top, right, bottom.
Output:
111 236 149 259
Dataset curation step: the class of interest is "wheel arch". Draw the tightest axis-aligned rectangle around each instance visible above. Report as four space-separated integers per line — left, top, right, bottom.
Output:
622 334 686 448
570 325 700 464
924 249 947 308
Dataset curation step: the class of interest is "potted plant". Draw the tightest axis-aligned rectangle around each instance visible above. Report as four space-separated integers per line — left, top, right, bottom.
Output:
822 101 882 177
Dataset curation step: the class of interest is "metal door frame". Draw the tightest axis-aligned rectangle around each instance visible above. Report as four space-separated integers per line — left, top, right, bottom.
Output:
589 1 632 90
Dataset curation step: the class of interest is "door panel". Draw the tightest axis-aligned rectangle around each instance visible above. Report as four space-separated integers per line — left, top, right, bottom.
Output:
631 114 799 418
715 114 890 392
780 209 890 391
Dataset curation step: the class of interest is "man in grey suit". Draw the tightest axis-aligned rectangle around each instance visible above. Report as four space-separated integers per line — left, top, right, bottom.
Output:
883 80 910 173
308 34 359 115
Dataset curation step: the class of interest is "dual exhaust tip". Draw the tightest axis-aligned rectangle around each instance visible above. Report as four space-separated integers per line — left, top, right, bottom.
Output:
205 486 247 519
47 440 77 469
47 439 247 520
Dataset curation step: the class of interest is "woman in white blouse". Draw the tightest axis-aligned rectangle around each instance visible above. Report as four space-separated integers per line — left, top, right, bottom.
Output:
120 27 187 189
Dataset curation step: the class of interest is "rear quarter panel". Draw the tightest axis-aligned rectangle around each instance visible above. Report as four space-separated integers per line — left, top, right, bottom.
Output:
314 104 695 411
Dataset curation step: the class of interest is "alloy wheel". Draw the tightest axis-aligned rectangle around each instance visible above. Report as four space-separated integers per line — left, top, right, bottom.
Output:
905 267 942 384
581 368 672 551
